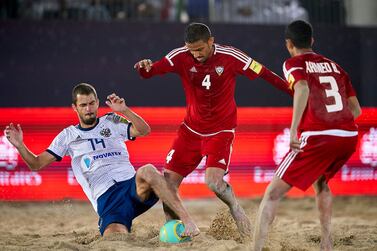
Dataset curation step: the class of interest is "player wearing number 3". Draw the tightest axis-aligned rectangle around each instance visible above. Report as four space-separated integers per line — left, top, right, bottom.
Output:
134 23 292 237
253 20 362 250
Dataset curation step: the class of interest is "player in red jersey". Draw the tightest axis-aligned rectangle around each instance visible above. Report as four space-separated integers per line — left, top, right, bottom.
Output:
253 20 362 251
134 23 291 237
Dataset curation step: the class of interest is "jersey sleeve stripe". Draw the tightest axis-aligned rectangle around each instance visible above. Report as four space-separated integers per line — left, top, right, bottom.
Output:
166 47 188 59
283 62 304 80
216 49 252 70
243 57 253 71
165 47 188 66
283 62 288 79
216 46 249 61
165 56 174 66
127 123 136 141
166 46 187 57
46 149 62 161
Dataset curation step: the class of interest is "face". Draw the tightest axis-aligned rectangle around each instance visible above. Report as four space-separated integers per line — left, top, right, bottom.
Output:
72 93 99 126
185 37 214 63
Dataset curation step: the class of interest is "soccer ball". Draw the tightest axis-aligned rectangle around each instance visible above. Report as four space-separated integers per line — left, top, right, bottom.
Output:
159 220 191 243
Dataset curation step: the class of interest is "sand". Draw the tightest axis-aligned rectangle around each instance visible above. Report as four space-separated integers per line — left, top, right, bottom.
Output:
0 196 376 251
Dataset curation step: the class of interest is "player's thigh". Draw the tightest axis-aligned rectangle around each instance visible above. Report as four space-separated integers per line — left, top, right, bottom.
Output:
204 132 234 170
278 135 357 191
165 125 203 177
135 164 161 201
323 135 358 182
131 172 159 217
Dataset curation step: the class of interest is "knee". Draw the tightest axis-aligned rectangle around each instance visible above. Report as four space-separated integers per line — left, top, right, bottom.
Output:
314 177 330 194
138 164 160 184
266 187 285 201
205 177 225 194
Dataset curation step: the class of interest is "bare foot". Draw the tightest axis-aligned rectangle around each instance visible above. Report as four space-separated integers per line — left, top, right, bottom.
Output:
320 238 333 251
230 204 252 238
181 220 200 238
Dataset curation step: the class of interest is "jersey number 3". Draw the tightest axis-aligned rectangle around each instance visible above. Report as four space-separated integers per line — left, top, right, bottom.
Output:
319 76 343 113
202 74 211 90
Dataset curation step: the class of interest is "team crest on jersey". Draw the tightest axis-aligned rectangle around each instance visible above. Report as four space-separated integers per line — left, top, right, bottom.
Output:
215 66 224 76
100 128 111 137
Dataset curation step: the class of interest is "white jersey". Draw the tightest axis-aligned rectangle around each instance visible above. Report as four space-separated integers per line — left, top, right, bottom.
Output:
47 113 136 212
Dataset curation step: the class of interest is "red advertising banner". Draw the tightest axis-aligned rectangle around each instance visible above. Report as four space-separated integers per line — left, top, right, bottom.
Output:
0 107 376 200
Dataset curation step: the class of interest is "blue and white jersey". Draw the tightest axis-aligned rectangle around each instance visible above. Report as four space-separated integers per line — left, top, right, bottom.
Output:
47 113 136 212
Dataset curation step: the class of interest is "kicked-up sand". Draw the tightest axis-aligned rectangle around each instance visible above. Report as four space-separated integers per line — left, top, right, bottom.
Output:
0 196 376 250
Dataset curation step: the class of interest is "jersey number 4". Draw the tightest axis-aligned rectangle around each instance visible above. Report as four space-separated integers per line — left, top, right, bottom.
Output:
319 76 343 113
202 74 211 90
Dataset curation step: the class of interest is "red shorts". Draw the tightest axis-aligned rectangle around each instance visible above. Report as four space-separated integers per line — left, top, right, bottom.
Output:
276 132 358 191
165 124 235 177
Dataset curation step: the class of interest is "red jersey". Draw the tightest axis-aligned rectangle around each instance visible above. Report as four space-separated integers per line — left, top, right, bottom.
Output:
138 43 290 134
283 52 357 132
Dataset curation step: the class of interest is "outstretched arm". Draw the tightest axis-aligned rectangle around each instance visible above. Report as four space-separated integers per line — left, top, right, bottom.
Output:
259 67 293 96
106 93 151 138
134 56 176 79
4 123 56 170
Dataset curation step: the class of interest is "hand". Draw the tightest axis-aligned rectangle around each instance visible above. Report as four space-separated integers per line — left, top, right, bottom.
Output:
134 59 153 72
289 130 302 153
4 123 24 148
105 93 127 113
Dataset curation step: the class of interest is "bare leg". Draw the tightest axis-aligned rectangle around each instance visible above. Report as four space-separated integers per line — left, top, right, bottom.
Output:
136 164 199 237
253 176 291 251
162 170 184 221
313 176 333 251
205 167 251 237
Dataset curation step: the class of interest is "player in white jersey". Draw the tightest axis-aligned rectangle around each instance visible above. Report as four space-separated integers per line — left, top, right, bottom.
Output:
4 83 199 237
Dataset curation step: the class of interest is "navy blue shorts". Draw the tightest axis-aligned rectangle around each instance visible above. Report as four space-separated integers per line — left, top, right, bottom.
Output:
97 175 159 235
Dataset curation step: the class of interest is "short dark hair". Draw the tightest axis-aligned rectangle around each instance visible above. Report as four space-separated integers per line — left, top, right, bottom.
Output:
184 23 211 43
285 20 313 49
72 83 98 105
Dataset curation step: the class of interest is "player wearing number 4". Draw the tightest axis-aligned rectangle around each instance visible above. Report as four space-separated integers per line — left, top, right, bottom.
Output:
253 20 362 251
134 22 292 237
4 83 199 238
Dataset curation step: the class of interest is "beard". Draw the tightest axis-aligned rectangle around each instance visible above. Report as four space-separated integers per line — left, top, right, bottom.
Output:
80 113 97 125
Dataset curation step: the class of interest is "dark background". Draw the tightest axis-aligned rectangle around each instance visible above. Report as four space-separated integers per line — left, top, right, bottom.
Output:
0 21 376 107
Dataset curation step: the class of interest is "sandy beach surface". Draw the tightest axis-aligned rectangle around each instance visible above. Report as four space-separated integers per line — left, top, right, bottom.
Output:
0 196 376 250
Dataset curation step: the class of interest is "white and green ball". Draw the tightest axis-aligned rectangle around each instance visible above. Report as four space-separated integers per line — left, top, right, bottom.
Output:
159 220 191 243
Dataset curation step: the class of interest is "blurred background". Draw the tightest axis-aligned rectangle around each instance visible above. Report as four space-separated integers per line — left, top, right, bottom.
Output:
0 0 376 200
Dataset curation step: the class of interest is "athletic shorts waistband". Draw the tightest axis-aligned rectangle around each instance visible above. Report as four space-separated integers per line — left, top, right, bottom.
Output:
301 129 358 137
183 123 235 137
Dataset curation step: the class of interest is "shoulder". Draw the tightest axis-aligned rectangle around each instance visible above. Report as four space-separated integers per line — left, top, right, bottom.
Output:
54 126 77 142
283 56 304 69
165 46 189 66
215 44 251 63
283 57 305 78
